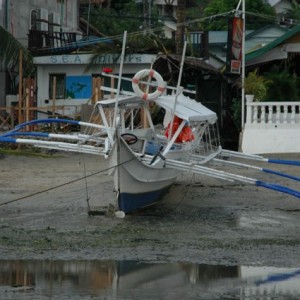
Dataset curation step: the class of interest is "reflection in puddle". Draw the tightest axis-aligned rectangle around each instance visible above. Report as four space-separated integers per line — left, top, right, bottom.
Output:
0 260 300 299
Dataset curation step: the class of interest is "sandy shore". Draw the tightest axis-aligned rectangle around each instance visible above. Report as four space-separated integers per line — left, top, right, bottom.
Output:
1 151 300 266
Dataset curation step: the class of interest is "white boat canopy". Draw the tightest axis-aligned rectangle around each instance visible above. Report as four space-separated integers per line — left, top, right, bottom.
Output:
96 93 217 124
155 93 217 123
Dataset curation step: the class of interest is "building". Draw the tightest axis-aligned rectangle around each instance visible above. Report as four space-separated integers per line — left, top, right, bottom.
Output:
0 0 80 46
33 53 157 118
0 0 82 107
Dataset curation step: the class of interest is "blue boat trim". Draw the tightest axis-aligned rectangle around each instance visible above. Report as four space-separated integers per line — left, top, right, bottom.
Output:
268 158 300 166
4 131 49 138
256 180 300 198
118 185 172 213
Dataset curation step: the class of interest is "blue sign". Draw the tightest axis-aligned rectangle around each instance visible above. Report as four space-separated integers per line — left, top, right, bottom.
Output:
66 76 92 99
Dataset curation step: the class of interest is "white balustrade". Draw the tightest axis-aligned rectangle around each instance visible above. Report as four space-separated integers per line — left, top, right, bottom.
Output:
245 96 300 126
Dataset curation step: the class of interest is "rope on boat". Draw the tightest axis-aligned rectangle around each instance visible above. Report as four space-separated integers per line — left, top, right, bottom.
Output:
81 154 91 212
0 157 137 207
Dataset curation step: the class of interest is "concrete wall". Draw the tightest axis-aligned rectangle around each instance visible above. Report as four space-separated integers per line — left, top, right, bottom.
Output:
242 126 300 154
241 99 300 154
1 0 79 46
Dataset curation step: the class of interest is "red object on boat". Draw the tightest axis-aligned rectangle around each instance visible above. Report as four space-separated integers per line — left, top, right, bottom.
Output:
102 67 113 73
165 116 194 143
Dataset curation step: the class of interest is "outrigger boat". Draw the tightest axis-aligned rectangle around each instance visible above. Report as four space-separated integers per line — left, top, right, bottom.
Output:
1 37 300 215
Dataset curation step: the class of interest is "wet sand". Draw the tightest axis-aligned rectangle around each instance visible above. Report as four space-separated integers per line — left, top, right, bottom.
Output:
1 151 300 267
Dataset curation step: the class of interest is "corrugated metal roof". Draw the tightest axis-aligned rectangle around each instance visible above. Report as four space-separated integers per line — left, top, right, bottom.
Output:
246 25 300 63
154 54 221 74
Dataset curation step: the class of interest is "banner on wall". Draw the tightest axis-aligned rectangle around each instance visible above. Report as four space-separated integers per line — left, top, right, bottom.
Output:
226 16 243 75
66 76 92 99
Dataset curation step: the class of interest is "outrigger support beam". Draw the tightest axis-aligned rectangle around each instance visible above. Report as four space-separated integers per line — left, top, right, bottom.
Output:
142 155 300 199
220 149 300 167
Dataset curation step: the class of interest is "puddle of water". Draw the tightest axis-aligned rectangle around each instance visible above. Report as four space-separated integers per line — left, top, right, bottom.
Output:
0 260 300 299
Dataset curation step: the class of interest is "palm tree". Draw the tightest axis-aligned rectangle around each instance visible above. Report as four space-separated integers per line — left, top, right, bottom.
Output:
0 26 34 76
86 32 169 72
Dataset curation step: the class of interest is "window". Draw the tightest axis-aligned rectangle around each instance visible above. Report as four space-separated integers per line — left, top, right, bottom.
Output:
49 74 66 100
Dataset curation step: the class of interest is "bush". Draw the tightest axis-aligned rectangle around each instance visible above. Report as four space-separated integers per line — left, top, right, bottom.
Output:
265 67 300 101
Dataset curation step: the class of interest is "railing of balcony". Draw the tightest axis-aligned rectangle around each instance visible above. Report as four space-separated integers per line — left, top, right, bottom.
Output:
28 30 78 55
245 96 300 126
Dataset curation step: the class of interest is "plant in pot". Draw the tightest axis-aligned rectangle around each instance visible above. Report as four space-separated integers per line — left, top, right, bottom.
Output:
244 69 271 102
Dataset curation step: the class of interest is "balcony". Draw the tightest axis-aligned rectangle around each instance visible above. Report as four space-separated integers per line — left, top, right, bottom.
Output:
28 29 80 56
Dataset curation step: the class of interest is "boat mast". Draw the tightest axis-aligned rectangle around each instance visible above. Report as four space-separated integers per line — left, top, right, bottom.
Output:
166 40 187 146
113 31 127 209
113 31 127 129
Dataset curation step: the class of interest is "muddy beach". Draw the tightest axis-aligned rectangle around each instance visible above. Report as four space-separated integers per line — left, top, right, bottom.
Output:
0 151 300 298
0 151 299 265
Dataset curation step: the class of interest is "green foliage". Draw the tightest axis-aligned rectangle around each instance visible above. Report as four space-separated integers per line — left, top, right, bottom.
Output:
265 67 300 101
244 69 272 101
85 0 160 37
0 26 34 76
202 0 276 30
245 0 276 29
111 0 132 12
203 0 238 31
86 33 170 72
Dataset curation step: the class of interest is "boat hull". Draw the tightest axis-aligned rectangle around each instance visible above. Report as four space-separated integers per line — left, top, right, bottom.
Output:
118 185 172 213
109 138 180 213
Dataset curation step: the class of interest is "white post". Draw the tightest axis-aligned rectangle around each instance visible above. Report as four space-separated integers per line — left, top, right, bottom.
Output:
245 94 254 124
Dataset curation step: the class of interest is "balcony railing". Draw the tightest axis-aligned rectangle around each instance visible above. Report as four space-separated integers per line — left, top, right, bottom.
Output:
245 96 300 126
28 29 79 56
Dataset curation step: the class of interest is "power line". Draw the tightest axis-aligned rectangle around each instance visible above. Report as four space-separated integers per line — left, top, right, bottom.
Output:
86 9 288 44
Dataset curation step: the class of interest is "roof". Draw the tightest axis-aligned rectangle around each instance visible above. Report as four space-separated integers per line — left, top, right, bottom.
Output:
245 24 286 40
98 94 217 123
154 54 221 75
267 0 282 6
246 25 300 63
155 93 217 123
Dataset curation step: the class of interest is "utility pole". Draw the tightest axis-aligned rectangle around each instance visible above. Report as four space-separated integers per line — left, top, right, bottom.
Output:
175 0 186 55
241 0 246 128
